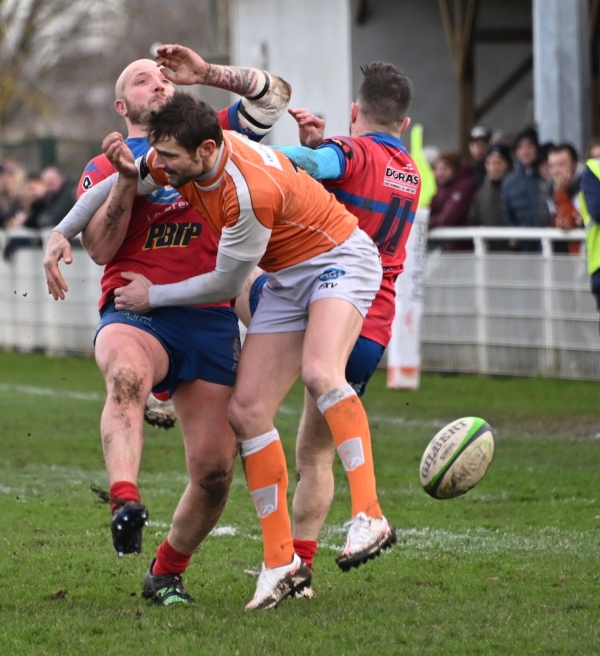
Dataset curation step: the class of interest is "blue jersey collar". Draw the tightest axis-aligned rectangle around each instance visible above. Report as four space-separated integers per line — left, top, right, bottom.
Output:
125 136 151 158
364 131 405 150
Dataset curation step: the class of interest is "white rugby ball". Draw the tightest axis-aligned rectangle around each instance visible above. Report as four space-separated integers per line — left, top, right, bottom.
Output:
420 417 495 499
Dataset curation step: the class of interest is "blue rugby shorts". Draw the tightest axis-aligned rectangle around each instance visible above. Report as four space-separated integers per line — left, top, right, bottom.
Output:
96 301 240 396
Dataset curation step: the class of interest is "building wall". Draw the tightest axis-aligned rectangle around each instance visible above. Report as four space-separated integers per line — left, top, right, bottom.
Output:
350 0 533 151
231 0 535 151
230 0 353 145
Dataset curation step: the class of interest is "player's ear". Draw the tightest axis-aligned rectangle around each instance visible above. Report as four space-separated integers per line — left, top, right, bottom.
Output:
400 117 411 134
197 139 217 160
115 99 127 117
350 102 359 124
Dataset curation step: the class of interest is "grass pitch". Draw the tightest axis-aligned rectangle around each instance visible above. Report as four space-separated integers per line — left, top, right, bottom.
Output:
1 351 600 655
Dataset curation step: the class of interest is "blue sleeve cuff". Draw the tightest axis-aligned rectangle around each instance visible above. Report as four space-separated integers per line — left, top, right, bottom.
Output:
227 100 263 143
272 145 344 180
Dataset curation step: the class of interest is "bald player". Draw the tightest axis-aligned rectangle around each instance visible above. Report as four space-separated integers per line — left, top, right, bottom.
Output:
43 44 291 605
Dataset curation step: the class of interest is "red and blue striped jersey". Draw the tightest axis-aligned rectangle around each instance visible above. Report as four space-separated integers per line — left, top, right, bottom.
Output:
78 107 235 311
319 132 421 346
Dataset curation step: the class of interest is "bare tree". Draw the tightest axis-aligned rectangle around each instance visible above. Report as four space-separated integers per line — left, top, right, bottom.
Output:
0 0 124 139
0 0 230 141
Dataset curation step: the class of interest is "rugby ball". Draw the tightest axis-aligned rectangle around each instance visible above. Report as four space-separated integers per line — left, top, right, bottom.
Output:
420 417 495 499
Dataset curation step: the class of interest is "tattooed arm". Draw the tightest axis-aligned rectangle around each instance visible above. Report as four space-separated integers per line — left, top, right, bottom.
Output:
156 44 291 138
81 133 139 265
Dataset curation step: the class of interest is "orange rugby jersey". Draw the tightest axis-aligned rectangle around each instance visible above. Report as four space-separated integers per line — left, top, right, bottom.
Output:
141 131 358 271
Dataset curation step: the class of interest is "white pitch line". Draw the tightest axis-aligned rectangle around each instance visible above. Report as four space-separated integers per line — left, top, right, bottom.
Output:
0 386 444 429
0 383 103 401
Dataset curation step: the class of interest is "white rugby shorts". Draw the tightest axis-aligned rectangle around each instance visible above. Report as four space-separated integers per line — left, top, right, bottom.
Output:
247 227 382 334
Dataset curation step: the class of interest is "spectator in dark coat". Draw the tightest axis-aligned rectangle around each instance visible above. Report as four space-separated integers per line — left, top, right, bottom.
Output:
469 144 514 251
429 151 477 251
502 127 550 251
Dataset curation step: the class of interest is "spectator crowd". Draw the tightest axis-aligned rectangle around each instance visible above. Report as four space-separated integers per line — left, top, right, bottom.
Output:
428 124 600 253
1 127 598 259
0 161 77 259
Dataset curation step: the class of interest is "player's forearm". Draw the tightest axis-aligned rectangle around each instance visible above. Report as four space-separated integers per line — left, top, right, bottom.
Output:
81 175 137 265
273 145 343 180
149 252 258 308
201 64 278 99
53 174 116 240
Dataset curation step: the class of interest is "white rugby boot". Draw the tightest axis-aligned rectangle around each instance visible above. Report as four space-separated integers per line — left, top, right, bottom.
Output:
245 553 312 610
143 393 177 430
336 512 397 572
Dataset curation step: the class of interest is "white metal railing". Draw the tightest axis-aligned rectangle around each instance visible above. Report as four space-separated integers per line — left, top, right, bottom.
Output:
423 226 598 380
0 226 598 380
428 226 587 257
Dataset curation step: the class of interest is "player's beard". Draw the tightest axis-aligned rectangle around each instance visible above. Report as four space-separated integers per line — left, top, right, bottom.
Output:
164 170 197 187
124 98 152 128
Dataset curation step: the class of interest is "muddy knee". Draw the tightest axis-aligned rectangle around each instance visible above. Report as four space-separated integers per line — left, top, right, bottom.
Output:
199 469 233 508
108 365 146 406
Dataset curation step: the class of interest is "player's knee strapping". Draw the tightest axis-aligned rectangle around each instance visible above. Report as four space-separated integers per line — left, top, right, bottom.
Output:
316 384 382 519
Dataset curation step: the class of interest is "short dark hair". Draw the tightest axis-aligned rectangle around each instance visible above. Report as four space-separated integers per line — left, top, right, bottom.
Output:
549 142 579 163
357 62 412 128
148 91 223 154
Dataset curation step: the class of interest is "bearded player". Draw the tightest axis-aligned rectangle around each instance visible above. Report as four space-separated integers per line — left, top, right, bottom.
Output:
44 44 291 605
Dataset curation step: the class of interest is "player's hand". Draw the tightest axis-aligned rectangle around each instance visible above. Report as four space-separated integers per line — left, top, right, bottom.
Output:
102 132 138 179
155 44 208 86
43 231 72 301
288 108 325 149
114 272 153 314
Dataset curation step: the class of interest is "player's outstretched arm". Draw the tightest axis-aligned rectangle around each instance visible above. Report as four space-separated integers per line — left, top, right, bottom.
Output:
43 231 72 301
157 43 290 100
157 44 291 139
81 133 139 264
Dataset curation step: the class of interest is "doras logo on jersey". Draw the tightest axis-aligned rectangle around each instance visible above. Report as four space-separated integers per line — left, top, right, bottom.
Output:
82 175 93 190
384 165 419 194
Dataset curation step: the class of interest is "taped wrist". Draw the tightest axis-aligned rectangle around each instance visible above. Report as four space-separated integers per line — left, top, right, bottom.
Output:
238 72 291 138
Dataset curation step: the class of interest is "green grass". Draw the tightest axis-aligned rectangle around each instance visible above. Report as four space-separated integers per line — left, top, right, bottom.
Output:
1 351 600 655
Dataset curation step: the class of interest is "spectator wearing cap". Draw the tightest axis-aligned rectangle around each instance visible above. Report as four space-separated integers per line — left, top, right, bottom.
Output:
502 126 550 251
546 143 583 255
429 151 477 251
469 144 514 252
469 124 492 188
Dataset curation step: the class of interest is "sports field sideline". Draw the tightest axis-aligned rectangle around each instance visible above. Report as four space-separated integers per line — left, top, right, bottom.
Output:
1 351 599 655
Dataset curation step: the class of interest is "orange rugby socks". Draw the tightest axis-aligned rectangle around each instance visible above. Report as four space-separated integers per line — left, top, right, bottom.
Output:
239 429 294 568
317 385 382 519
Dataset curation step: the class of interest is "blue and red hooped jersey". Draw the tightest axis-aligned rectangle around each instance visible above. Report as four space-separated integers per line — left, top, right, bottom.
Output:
319 132 421 346
78 107 235 311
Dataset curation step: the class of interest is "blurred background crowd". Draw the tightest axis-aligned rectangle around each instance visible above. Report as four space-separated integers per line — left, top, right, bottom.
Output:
428 124 599 254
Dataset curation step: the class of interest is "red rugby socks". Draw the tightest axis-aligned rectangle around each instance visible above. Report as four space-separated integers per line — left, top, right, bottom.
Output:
109 481 141 514
293 539 317 571
153 539 193 576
